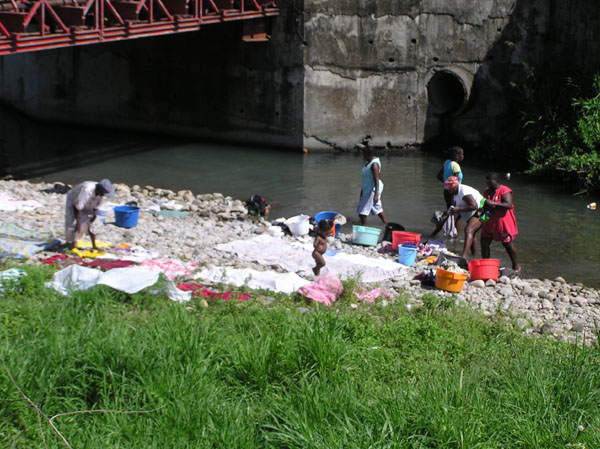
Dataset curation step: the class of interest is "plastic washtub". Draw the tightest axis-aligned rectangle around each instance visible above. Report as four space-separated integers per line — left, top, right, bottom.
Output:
468 258 500 281
435 267 468 293
397 246 417 266
286 214 310 236
314 210 341 237
392 231 421 250
114 206 140 228
352 225 381 246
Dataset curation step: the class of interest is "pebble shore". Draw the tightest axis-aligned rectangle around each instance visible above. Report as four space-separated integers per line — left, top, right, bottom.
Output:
1 179 599 345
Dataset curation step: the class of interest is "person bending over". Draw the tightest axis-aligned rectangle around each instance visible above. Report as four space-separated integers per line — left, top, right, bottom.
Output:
444 176 483 262
64 179 115 250
312 220 332 276
480 172 521 274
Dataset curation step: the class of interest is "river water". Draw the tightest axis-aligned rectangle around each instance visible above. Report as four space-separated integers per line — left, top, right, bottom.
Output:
34 141 600 287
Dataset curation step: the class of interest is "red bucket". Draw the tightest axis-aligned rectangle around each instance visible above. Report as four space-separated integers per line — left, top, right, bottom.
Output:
392 231 421 250
468 259 500 281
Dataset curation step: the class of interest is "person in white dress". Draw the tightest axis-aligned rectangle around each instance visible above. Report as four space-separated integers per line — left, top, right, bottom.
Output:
356 147 388 226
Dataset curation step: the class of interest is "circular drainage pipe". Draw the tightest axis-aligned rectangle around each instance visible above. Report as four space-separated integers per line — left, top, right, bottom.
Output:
427 67 474 116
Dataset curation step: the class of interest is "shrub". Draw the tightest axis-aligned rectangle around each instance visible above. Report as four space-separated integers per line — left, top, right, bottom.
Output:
514 68 600 193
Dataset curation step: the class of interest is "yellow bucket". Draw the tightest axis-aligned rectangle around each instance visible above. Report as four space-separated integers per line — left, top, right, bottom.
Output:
435 267 468 293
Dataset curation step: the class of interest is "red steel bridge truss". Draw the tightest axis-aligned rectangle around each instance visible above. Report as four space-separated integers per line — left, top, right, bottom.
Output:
0 0 278 54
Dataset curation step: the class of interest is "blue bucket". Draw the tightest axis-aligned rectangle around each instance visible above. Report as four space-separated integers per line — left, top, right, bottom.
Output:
114 206 140 228
397 246 417 266
314 211 341 237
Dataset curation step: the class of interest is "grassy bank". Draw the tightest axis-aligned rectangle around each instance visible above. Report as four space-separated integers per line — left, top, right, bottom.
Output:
1 265 599 448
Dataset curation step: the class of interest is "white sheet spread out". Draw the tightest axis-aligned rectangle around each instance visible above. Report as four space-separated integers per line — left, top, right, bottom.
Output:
96 245 160 263
194 267 310 294
216 234 405 283
45 265 191 302
0 192 44 212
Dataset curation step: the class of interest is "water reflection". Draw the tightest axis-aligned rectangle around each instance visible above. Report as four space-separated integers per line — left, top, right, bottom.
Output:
33 142 600 287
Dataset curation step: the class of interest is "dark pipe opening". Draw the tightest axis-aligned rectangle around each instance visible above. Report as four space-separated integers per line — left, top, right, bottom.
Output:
427 71 467 115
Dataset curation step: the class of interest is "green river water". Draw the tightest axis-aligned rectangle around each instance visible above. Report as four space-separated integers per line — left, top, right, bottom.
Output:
35 141 600 288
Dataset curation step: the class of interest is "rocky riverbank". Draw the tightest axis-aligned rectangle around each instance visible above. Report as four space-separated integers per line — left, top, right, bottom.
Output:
1 179 598 345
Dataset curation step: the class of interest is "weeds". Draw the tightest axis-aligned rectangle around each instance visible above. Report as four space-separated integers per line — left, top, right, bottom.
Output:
1 264 599 448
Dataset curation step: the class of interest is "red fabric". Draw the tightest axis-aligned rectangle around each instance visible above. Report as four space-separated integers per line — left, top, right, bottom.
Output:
81 259 137 270
482 184 518 242
41 254 68 264
40 254 82 266
177 283 251 301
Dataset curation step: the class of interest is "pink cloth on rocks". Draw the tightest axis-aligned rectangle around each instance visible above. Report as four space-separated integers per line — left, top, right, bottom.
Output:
353 286 391 303
297 273 343 306
141 258 198 279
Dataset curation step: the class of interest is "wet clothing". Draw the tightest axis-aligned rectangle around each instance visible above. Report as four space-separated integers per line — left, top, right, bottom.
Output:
358 157 384 216
357 187 384 216
64 181 104 244
453 184 483 221
481 184 518 242
443 160 463 183
361 158 384 193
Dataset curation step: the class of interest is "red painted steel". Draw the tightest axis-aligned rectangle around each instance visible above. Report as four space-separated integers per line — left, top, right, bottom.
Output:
0 0 277 54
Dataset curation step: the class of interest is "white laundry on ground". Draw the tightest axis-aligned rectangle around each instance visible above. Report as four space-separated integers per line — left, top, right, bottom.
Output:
45 265 191 302
216 234 405 282
0 268 27 293
0 192 44 212
194 267 310 294
96 245 160 262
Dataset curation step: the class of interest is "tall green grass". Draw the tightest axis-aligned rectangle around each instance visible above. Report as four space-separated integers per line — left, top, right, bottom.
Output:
1 265 599 448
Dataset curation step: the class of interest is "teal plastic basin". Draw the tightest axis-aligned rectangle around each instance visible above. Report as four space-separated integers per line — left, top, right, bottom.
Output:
352 225 381 246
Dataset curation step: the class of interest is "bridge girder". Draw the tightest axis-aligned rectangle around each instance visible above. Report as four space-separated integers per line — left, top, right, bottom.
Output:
0 0 278 54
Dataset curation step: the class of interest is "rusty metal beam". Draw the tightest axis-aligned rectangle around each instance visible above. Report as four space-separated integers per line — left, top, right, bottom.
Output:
0 0 277 54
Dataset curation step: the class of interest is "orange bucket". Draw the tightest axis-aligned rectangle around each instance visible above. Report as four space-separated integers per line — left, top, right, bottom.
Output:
392 231 421 250
435 267 468 293
468 259 500 281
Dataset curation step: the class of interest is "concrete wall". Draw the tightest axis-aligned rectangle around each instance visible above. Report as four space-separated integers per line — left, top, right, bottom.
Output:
301 0 514 150
0 2 304 154
1 0 600 168
301 0 600 154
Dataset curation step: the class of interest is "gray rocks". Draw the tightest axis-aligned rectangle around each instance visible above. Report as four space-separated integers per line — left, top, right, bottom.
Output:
515 317 529 330
522 285 534 296
541 299 553 310
541 322 558 335
498 276 511 284
1 179 599 345
571 320 585 333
